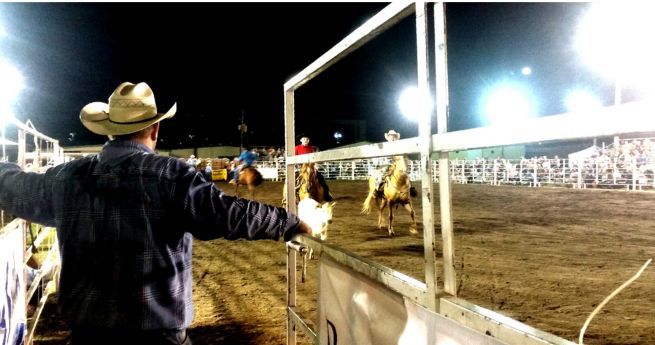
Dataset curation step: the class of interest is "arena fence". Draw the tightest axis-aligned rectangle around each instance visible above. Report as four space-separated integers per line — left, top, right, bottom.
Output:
257 155 655 190
0 118 65 345
284 1 655 345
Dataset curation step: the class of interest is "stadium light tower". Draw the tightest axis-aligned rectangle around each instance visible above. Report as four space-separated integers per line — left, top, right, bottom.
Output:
575 2 655 105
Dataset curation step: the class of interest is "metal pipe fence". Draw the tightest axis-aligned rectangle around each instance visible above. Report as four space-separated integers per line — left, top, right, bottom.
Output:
256 156 655 191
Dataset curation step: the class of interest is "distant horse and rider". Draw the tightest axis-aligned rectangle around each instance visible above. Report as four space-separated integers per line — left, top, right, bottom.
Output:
362 130 418 236
230 149 263 199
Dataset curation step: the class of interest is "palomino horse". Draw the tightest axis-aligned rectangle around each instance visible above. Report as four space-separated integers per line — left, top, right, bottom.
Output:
362 156 417 236
283 163 336 242
298 163 326 203
235 166 263 199
282 163 327 206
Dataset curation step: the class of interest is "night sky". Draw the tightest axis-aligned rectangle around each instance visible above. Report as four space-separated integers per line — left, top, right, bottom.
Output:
0 3 625 150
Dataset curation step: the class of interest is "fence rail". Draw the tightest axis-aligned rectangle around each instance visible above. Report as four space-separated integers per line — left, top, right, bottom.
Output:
256 156 655 190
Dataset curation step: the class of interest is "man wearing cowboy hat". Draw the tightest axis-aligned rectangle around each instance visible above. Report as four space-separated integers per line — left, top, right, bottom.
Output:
294 136 333 202
0 81 311 344
376 130 417 197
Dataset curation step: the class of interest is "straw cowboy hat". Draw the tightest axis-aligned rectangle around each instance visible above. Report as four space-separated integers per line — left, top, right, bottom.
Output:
384 130 400 141
80 82 176 136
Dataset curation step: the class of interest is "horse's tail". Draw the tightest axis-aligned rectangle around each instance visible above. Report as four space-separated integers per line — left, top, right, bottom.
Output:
361 195 373 215
361 178 376 214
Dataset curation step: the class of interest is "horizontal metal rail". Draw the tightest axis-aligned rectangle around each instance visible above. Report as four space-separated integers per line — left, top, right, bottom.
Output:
288 306 318 345
433 100 655 153
293 234 428 306
440 297 576 345
284 0 415 92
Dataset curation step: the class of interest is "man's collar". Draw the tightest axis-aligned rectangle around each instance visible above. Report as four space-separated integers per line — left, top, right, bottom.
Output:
103 138 155 154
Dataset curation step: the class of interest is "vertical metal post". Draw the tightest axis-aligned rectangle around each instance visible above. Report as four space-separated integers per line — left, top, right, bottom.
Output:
284 89 297 215
1 126 6 162
414 1 439 311
287 246 297 345
18 129 25 168
632 158 637 191
434 2 456 297
284 88 297 345
532 157 538 187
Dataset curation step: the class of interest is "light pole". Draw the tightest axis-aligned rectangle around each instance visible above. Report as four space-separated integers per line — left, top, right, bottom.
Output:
238 109 247 152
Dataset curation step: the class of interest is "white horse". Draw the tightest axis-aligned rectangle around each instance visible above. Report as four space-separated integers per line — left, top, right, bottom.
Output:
297 198 335 241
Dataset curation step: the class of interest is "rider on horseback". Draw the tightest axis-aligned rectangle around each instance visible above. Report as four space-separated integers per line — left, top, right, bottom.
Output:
376 130 402 192
377 130 417 197
294 136 334 202
230 149 257 184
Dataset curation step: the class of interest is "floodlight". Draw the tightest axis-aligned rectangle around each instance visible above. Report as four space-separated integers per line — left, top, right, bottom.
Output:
575 2 655 101
398 86 433 122
0 61 24 111
521 67 532 76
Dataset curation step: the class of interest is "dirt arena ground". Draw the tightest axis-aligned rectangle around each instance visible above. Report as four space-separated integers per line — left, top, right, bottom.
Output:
34 180 654 345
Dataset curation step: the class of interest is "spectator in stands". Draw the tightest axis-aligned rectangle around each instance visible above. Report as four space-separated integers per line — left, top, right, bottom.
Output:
293 136 333 202
187 154 198 171
230 148 257 185
204 158 213 181
0 81 311 345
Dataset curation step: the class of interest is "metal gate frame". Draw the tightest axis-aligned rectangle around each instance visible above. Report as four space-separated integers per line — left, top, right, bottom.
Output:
284 2 655 344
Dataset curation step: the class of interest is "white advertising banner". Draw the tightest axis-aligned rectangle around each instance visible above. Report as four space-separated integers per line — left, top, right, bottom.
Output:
319 256 507 345
0 225 26 345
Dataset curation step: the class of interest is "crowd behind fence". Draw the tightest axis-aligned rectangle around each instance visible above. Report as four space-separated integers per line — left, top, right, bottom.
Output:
254 155 655 191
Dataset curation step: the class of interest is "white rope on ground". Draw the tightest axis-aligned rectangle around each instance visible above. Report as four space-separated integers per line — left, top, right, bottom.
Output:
578 258 652 344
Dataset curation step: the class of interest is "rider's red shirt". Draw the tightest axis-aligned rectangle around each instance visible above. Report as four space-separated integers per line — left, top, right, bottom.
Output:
295 144 316 155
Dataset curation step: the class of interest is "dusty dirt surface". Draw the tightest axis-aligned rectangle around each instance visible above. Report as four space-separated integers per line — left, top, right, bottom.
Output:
34 180 655 345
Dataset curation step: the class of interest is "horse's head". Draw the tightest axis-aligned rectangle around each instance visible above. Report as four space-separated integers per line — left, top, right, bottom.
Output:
298 198 336 241
392 156 408 173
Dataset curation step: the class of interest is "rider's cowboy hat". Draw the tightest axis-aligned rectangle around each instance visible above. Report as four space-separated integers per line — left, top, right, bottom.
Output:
384 130 400 141
80 82 176 136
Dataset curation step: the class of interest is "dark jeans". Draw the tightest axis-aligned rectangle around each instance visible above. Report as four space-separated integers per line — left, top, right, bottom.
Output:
71 327 191 345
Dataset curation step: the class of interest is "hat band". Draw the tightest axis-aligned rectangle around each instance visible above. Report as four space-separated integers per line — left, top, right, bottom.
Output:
108 113 159 125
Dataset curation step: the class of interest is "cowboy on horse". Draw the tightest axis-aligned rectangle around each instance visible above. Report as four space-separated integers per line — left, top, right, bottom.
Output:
294 136 333 202
375 130 417 197
230 148 257 184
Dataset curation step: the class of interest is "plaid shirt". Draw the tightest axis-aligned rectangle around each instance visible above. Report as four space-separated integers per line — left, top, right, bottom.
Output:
0 139 300 330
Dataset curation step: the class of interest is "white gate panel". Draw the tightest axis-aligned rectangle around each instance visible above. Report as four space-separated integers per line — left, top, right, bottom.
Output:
319 256 507 345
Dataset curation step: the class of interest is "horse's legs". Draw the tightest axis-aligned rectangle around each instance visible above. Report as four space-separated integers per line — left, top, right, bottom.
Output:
377 198 388 231
249 185 255 200
387 201 396 236
404 202 418 234
234 184 239 197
